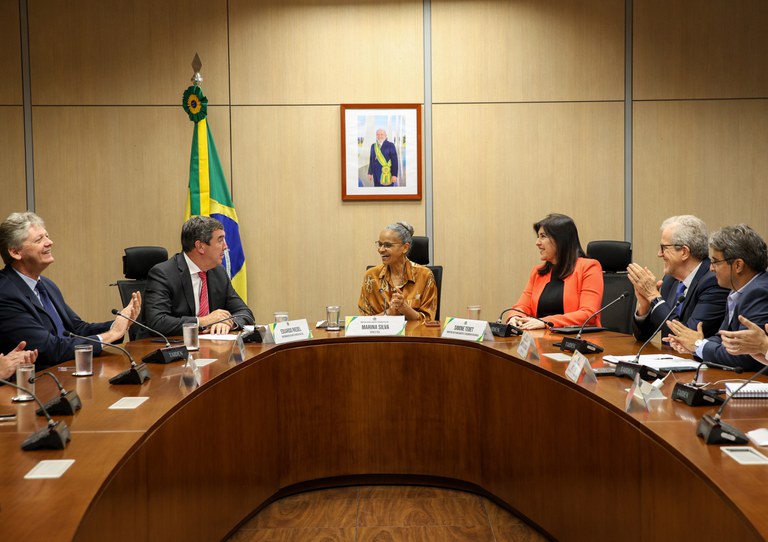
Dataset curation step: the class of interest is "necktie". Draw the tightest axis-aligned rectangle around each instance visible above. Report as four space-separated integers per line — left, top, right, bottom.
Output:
198 272 209 317
36 281 65 337
673 281 686 317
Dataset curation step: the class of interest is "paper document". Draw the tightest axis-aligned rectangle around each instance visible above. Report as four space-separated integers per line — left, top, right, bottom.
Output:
602 354 699 371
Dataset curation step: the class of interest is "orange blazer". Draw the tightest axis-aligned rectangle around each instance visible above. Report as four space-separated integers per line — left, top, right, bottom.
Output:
512 257 604 327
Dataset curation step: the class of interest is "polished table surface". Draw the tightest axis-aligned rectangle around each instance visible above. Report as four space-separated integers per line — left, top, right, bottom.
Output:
2 324 768 541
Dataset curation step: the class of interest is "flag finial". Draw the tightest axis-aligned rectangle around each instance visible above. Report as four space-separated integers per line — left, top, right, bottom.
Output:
191 53 203 86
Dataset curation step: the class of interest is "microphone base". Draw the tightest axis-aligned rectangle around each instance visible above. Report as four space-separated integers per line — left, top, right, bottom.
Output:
490 322 522 337
109 363 151 385
142 345 189 364
36 390 82 416
697 414 748 445
615 361 669 382
559 337 604 355
671 383 724 406
22 421 71 451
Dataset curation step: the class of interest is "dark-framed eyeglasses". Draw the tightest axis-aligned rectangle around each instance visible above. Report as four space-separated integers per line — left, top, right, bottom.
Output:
374 241 403 249
709 257 734 267
659 244 683 253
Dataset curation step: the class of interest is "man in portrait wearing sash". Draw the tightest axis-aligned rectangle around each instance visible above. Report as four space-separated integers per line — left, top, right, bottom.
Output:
367 129 399 187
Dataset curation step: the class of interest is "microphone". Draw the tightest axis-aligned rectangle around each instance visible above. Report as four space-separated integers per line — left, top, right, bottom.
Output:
559 292 630 355
489 308 523 337
614 295 685 381
111 309 188 364
696 363 768 445
0 377 71 450
29 371 82 416
671 360 744 406
63 331 150 385
379 288 390 316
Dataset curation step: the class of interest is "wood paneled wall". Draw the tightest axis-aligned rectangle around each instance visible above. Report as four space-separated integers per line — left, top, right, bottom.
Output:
1 0 766 327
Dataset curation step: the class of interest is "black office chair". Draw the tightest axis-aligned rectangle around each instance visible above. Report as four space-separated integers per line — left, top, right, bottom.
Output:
114 246 168 340
367 235 443 321
586 240 635 334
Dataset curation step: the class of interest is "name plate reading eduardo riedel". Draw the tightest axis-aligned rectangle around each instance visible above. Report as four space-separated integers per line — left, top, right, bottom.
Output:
344 315 406 336
441 317 494 342
269 319 313 344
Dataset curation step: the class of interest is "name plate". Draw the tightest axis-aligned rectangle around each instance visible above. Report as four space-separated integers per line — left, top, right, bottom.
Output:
565 351 598 384
269 319 313 344
516 331 540 361
441 317 494 342
345 315 406 336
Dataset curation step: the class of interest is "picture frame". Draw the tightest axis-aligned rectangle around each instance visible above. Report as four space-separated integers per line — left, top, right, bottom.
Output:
340 103 422 201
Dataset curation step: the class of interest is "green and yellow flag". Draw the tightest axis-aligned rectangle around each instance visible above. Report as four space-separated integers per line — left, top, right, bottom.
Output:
182 85 247 301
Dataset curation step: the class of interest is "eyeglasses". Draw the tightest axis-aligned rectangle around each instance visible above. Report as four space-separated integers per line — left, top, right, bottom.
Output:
374 241 403 249
710 257 734 267
659 244 683 253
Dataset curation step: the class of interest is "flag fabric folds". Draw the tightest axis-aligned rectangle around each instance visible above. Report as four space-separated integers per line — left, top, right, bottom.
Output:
184 114 247 302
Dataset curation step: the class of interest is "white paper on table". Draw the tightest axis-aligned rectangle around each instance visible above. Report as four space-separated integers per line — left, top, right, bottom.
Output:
198 333 239 341
603 354 699 371
109 397 149 410
25 459 76 479
543 353 572 362
747 428 768 446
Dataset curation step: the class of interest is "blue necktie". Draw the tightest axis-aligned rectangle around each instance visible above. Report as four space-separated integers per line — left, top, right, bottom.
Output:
673 281 686 317
36 281 65 337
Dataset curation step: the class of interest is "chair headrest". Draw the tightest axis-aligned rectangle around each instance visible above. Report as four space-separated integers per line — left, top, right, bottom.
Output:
409 236 429 265
586 240 632 272
122 246 168 279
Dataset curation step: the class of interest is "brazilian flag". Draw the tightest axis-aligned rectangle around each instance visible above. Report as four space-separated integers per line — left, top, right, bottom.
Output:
182 85 247 301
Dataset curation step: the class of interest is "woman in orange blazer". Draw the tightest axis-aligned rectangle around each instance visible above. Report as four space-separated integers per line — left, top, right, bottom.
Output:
508 214 604 330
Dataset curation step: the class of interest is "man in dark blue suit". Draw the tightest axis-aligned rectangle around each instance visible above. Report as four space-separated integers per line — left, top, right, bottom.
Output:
667 224 768 371
0 212 140 370
629 215 728 342
367 129 399 187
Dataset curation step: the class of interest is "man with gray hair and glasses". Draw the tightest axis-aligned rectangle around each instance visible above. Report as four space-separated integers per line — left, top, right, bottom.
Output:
628 215 728 342
0 212 140 370
666 224 768 371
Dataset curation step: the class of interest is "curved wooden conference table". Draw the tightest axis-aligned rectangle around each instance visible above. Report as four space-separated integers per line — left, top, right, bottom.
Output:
2 323 768 541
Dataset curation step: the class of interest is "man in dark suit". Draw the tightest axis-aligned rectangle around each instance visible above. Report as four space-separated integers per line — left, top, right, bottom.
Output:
0 212 140 370
629 215 728 342
667 224 768 371
367 129 399 187
143 216 254 337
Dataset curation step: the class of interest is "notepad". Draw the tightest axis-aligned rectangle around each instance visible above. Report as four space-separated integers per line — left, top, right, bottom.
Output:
725 382 768 398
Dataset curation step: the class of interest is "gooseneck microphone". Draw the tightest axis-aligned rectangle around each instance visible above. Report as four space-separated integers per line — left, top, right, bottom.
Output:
63 331 150 385
613 295 685 382
111 309 188 364
0 377 71 450
29 371 82 416
490 308 523 337
671 360 743 407
559 292 630 354
697 363 768 444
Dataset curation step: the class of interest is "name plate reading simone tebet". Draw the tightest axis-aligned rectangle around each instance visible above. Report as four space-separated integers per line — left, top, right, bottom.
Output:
344 315 406 336
441 317 494 342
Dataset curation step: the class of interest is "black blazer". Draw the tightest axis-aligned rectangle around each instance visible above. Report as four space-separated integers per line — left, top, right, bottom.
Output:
0 266 111 369
632 259 728 342
143 253 254 337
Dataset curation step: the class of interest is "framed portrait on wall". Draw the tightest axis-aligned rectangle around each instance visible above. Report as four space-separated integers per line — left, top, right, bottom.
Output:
340 104 422 201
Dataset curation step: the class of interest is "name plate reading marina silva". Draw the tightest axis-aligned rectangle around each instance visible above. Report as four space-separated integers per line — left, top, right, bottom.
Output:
441 317 494 342
269 319 313 345
344 315 406 336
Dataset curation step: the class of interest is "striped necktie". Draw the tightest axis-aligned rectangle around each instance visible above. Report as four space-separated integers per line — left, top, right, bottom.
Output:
198 272 209 317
